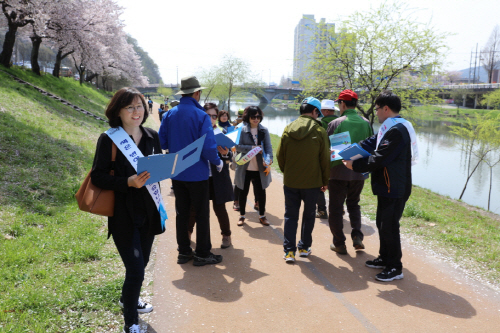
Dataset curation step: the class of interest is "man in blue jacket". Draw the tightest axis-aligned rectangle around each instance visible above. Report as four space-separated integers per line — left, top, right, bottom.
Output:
159 76 223 266
343 91 417 282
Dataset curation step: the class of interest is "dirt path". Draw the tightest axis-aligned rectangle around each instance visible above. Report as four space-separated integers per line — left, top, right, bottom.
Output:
146 106 500 332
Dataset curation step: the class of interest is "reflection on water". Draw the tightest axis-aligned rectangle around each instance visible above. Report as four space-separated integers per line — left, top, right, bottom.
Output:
228 102 500 214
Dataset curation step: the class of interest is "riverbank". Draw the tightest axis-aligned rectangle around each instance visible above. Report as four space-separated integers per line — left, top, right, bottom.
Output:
0 67 129 331
269 133 500 287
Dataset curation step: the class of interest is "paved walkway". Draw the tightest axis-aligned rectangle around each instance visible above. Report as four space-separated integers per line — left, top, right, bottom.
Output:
145 104 500 332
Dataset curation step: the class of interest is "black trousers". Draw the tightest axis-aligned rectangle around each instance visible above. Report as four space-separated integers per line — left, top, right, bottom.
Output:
317 190 327 212
172 179 212 257
328 179 365 247
376 195 409 270
189 177 231 236
234 182 258 204
113 218 154 327
239 171 266 216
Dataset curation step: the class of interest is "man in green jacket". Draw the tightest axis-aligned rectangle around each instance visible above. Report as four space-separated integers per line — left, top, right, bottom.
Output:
277 97 330 263
316 99 339 219
327 89 373 254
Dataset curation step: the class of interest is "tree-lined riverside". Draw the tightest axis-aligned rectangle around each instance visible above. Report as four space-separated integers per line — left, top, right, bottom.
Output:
224 101 500 215
1 66 499 331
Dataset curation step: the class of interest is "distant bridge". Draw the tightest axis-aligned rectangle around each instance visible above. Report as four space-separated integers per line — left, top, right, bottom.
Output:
135 83 500 108
135 84 308 103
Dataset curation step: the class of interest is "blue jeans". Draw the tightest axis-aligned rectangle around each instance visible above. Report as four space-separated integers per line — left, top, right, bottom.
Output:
283 185 320 252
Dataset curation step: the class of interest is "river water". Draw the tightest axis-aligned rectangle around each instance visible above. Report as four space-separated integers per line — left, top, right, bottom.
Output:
227 103 500 214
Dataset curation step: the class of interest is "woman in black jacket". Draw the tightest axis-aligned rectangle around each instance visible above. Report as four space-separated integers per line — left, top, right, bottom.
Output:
188 103 234 248
91 87 165 333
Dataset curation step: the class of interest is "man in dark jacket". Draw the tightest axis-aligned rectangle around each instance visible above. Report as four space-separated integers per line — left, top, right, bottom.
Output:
158 76 223 267
277 97 330 263
343 91 416 282
327 90 373 255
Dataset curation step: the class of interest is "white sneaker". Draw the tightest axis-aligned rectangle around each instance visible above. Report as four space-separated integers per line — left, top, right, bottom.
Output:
118 297 153 314
123 324 141 333
137 298 153 313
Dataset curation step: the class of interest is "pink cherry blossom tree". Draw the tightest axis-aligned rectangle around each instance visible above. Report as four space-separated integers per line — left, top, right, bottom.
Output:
0 0 35 67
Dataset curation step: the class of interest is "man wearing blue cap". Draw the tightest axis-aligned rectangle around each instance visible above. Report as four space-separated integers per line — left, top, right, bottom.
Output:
277 97 330 263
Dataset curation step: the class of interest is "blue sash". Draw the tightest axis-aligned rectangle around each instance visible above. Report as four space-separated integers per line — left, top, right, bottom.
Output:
106 127 167 230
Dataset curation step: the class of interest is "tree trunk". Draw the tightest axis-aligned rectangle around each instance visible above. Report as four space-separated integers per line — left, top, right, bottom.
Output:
227 83 233 112
488 166 493 211
52 50 74 78
53 50 62 77
30 36 42 76
0 26 18 67
459 158 482 200
85 72 97 82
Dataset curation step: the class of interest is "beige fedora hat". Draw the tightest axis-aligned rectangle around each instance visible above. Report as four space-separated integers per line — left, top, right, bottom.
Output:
177 76 206 95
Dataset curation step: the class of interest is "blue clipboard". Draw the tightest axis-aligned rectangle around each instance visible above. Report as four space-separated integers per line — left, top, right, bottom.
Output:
338 143 371 161
215 133 236 149
137 134 206 185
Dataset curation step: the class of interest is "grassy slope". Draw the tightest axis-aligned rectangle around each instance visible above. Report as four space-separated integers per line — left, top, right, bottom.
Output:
0 67 160 332
269 133 500 285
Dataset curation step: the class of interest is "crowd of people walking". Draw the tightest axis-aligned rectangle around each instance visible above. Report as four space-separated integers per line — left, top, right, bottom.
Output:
91 75 417 333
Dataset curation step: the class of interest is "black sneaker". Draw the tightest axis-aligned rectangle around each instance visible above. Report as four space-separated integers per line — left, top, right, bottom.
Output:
365 257 386 269
193 253 223 266
118 298 153 314
375 267 404 282
177 252 194 264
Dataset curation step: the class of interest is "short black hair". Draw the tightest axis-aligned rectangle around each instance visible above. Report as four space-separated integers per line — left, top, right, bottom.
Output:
339 99 357 107
242 106 263 123
299 102 317 114
105 87 148 128
375 90 401 112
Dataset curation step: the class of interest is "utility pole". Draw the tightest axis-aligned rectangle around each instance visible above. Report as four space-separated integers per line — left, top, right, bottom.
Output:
473 43 478 84
468 49 473 84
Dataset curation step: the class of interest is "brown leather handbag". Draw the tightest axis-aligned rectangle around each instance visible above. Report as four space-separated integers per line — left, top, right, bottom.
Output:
75 143 117 216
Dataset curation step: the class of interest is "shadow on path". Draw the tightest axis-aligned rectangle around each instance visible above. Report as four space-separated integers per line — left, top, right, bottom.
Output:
374 269 477 318
171 248 268 302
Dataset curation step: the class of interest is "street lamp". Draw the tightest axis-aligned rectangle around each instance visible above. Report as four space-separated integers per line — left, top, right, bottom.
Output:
79 65 85 82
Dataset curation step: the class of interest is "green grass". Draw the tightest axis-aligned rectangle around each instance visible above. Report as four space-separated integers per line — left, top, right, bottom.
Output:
269 133 500 285
0 66 133 332
406 104 500 123
3 66 112 118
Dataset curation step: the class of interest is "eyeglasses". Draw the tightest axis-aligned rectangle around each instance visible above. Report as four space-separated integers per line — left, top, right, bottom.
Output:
250 115 262 120
208 114 218 119
374 106 384 112
124 105 144 113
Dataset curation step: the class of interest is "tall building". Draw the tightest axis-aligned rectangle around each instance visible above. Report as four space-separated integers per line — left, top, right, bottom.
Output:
293 15 334 83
